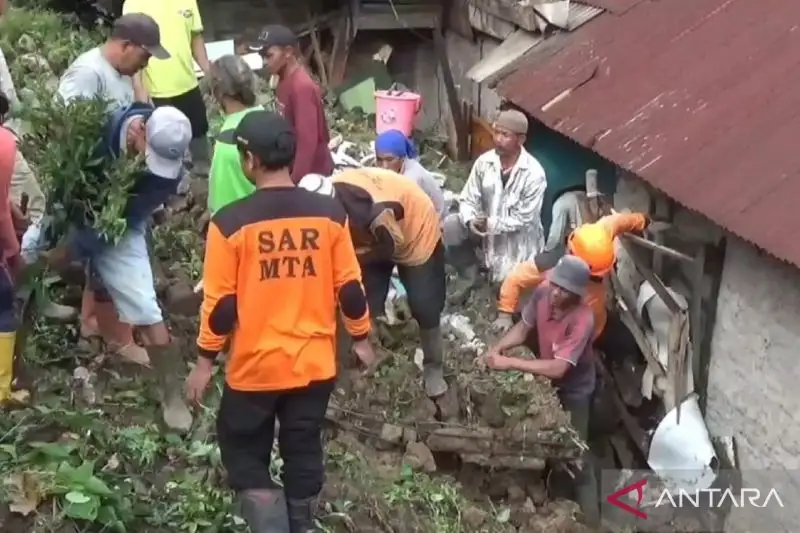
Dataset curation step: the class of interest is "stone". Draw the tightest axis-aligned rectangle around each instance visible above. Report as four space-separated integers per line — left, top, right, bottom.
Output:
164 281 201 317
479 396 506 428
402 427 418 444
507 482 526 502
403 441 437 473
436 386 460 422
462 505 488 529
379 423 403 444
188 178 210 210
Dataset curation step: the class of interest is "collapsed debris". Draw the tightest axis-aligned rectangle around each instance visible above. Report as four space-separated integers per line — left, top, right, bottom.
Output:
0 7 598 531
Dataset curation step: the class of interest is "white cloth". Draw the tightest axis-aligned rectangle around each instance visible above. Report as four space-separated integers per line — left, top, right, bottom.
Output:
545 190 587 250
457 148 547 282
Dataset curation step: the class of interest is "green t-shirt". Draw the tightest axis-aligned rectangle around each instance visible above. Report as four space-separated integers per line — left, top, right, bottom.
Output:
208 106 263 214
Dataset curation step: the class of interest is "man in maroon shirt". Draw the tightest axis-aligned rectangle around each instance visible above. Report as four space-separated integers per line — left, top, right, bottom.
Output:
481 254 599 524
251 25 334 183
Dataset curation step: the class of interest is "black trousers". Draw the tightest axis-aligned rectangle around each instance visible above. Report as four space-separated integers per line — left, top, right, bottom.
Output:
361 241 446 330
216 379 335 499
152 85 209 139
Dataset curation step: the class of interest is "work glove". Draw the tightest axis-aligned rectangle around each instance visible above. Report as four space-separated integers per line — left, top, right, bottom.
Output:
491 312 514 333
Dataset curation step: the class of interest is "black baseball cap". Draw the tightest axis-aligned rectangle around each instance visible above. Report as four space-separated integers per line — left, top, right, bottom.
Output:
248 24 298 52
112 13 170 60
234 110 296 161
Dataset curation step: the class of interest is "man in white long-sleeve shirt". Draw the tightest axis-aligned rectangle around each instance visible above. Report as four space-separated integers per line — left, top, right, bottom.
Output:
442 109 547 303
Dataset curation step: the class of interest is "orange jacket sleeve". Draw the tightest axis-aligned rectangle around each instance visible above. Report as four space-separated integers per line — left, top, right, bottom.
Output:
332 218 371 340
597 212 648 239
497 261 545 313
197 221 239 355
369 207 405 258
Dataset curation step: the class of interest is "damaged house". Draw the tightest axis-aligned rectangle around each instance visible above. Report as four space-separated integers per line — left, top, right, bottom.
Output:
487 0 800 478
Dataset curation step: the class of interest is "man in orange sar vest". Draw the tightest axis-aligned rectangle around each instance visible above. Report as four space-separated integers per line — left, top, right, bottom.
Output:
492 211 649 355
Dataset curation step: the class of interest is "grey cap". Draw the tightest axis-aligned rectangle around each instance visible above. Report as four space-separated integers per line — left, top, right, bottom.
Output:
548 255 591 297
112 13 170 60
495 109 528 135
145 106 192 180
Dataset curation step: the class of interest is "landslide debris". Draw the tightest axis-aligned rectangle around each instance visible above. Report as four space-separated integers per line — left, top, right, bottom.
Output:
0 6 594 533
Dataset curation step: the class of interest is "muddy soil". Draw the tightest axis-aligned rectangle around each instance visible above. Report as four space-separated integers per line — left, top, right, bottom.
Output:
330 276 583 470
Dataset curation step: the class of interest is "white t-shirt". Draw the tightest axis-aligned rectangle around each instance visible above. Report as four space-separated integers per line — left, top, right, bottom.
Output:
57 47 134 110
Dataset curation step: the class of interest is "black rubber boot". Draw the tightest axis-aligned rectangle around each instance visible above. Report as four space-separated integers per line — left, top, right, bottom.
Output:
239 489 290 533
445 244 481 306
419 326 447 398
287 497 317 533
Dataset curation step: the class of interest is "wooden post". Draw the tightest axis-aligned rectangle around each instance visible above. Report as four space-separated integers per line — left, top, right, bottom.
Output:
433 17 468 161
585 169 600 220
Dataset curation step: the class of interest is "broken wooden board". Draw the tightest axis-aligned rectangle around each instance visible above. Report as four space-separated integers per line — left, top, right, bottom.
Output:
467 0 561 32
466 29 543 85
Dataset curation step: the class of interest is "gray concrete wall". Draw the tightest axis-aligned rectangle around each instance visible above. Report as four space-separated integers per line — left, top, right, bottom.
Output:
706 237 800 470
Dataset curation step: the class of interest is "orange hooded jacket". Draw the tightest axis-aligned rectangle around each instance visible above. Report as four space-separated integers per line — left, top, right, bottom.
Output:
497 212 647 340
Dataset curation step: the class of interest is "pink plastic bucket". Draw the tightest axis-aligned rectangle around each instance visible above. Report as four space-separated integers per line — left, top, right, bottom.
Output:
375 90 422 136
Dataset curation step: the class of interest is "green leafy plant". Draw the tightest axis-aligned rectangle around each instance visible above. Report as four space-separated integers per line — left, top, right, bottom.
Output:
20 92 142 245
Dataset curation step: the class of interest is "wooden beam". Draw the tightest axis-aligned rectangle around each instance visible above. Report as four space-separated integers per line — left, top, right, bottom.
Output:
610 275 666 380
306 7 328 87
328 15 355 86
433 19 469 161
356 8 440 30
467 0 559 32
596 362 650 457
696 241 724 416
619 241 684 315
620 234 695 264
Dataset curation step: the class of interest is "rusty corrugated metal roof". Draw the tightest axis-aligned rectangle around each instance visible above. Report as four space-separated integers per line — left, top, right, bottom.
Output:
497 0 800 266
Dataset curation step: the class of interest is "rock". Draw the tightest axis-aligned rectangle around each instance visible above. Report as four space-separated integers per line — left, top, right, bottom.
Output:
411 398 438 421
479 396 506 428
507 482 527 502
188 178 209 208
379 423 403 444
402 427 418 444
462 505 488 528
486 473 514 499
403 441 436 473
164 281 201 316
526 480 548 505
436 386 460 422
196 210 211 236
522 497 536 513
166 194 189 213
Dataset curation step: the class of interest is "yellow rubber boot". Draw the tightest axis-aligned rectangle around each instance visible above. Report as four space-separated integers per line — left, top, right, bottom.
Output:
0 330 17 403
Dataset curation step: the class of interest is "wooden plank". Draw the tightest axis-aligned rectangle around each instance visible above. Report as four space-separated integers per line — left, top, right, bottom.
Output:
446 0 475 39
620 234 695 264
471 114 494 157
328 15 355 86
433 21 469 161
467 0 560 31
596 362 650 457
306 7 328 87
356 9 440 29
610 275 666 379
467 4 516 40
619 240 684 315
466 29 542 84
